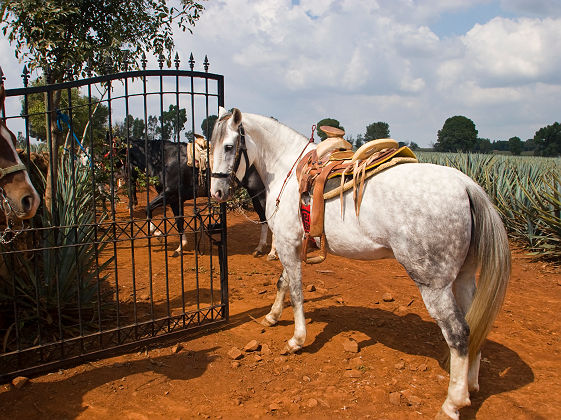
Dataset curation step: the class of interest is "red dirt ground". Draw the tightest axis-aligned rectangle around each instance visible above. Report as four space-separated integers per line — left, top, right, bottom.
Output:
1 209 561 419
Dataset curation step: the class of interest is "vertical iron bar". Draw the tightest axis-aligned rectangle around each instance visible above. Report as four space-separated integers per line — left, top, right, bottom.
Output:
189 56 200 317
216 76 228 320
45 76 65 355
123 72 139 336
174 54 186 324
21 66 44 356
158 57 171 329
66 80 85 351
142 59 155 331
105 80 121 343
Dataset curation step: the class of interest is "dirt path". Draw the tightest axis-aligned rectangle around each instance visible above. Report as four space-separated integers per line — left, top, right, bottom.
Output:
1 211 560 419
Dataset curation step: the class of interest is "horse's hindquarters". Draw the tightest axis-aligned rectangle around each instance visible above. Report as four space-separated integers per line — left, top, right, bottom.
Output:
322 163 472 273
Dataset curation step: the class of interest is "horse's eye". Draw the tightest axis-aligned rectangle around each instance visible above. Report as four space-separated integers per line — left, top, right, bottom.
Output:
224 144 234 152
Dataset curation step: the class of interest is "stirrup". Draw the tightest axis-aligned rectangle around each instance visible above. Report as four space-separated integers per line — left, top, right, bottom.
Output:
301 233 327 264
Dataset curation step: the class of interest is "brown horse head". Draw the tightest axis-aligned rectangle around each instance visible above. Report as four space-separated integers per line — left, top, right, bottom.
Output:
0 83 40 220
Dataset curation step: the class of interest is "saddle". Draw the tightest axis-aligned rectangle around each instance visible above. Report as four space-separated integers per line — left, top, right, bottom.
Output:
187 134 209 170
296 126 418 264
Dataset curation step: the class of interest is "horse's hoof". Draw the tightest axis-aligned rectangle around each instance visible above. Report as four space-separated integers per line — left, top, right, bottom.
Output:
266 254 278 261
468 383 480 394
252 249 264 258
435 407 458 420
261 315 277 327
285 340 302 354
172 250 180 258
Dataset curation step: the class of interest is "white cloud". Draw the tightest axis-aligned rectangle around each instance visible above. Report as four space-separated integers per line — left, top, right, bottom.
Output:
1 0 560 146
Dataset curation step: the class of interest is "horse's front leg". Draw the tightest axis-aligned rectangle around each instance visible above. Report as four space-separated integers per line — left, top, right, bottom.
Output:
263 242 305 352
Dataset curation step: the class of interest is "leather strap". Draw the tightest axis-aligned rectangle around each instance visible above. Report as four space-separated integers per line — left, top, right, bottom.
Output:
0 163 26 179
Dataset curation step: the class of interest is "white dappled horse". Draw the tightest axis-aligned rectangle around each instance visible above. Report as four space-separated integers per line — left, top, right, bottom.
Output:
210 108 510 419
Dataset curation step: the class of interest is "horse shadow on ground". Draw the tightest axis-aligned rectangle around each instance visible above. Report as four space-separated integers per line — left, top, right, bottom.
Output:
1 298 535 419
300 304 535 419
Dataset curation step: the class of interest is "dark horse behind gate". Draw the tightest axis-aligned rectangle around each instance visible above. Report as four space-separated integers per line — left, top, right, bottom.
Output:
126 138 269 256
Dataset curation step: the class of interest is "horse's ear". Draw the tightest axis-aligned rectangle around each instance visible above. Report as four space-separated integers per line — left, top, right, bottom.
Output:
231 108 242 127
218 106 228 119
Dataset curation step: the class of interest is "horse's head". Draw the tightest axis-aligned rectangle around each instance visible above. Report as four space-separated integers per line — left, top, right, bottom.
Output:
0 84 40 220
210 107 250 202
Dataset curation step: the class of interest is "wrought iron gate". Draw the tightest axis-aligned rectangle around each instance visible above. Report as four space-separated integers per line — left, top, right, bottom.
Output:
0 55 228 382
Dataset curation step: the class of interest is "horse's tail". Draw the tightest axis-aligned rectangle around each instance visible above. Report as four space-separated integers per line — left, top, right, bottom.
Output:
465 182 511 361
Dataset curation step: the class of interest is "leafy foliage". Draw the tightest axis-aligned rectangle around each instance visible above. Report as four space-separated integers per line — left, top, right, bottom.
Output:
434 116 478 152
1 0 205 79
533 122 561 157
316 118 344 141
201 115 218 140
365 121 390 141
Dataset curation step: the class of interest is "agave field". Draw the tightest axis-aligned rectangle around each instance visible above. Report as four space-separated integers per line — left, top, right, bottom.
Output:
417 152 561 262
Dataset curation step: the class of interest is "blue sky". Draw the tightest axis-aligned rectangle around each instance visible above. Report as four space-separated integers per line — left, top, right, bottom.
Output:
2 0 561 147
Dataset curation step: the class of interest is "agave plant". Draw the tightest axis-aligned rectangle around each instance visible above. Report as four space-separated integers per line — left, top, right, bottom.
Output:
1 153 113 350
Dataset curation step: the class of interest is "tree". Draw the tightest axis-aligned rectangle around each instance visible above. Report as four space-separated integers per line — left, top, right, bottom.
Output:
508 136 523 156
1 0 204 210
476 138 492 154
156 105 187 141
532 123 561 157
25 79 108 150
409 141 419 151
316 118 344 141
113 115 146 140
435 116 478 152
365 122 390 141
201 115 218 140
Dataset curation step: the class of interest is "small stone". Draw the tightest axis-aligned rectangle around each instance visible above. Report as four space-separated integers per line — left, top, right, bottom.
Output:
343 339 359 353
348 357 363 369
12 376 29 389
306 398 318 408
306 284 316 292
394 360 405 370
417 363 428 372
344 369 362 378
335 296 345 304
389 391 402 406
231 361 241 368
140 294 150 301
253 354 263 362
406 395 422 406
228 347 243 360
244 340 260 352
382 293 394 302
260 344 271 355
171 344 183 354
316 287 329 294
274 356 287 364
269 403 281 411
302 375 311 382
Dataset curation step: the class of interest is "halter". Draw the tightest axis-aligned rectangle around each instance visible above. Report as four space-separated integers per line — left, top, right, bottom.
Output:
0 162 27 180
211 124 250 190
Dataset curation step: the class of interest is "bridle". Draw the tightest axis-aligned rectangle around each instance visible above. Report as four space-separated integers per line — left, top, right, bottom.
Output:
210 123 250 190
0 121 30 244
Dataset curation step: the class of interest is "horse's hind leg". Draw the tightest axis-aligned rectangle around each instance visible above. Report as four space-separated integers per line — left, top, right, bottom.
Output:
253 223 268 257
262 269 289 326
453 254 480 393
419 285 470 420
